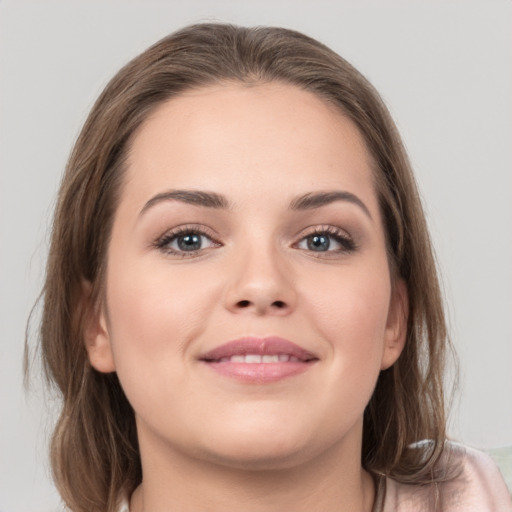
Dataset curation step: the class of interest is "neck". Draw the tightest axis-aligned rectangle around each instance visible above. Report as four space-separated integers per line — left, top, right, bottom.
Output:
130 422 375 512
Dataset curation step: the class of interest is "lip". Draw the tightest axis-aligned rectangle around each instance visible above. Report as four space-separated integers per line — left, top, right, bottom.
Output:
198 337 318 383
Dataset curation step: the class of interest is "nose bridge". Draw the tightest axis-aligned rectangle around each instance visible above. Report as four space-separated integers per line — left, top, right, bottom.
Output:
224 232 296 315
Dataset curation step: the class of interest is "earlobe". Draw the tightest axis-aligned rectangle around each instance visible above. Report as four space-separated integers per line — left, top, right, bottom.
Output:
82 280 116 373
381 278 409 370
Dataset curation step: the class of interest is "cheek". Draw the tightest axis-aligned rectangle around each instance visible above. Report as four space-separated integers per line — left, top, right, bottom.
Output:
303 264 391 371
102 260 224 435
286 264 392 436
103 258 221 393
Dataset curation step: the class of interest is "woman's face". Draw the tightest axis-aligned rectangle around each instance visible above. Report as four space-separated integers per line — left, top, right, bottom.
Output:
87 83 407 470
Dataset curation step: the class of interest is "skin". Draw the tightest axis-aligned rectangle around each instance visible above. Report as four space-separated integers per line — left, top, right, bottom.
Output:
86 83 408 512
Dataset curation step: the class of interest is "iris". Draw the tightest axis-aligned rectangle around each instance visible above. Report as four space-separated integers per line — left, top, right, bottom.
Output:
178 233 202 251
308 234 330 251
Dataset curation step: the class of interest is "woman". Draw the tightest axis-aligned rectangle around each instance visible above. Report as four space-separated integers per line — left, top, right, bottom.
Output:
37 23 510 511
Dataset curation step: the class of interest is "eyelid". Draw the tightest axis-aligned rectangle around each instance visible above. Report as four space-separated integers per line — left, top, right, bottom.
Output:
293 225 357 254
153 224 222 257
152 223 357 258
294 224 351 240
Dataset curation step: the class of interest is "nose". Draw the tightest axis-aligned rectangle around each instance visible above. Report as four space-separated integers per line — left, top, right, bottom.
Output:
224 245 297 316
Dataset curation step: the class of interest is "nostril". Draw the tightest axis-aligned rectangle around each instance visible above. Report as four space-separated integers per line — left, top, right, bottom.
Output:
234 299 288 310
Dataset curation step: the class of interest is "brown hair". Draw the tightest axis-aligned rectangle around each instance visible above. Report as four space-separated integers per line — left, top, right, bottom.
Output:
34 23 453 511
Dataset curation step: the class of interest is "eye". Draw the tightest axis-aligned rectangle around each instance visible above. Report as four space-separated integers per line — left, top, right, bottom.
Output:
296 227 356 254
155 226 220 257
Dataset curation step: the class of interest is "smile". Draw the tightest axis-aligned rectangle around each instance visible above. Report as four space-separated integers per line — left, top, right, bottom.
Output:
198 337 318 383
217 354 302 363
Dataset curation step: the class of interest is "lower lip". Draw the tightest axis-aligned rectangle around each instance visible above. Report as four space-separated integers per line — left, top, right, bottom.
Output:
202 360 315 383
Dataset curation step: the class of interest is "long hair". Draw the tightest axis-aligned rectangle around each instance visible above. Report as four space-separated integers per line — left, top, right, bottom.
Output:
34 23 453 512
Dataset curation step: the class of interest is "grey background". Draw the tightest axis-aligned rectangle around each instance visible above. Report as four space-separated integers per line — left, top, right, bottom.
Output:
1 1 511 510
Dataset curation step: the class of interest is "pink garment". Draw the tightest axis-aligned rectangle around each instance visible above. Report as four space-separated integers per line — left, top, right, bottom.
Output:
118 443 511 512
380 443 511 512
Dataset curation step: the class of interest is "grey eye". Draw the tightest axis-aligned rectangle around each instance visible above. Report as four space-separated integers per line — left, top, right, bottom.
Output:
307 234 330 251
177 233 203 251
164 232 217 253
297 232 346 252
296 228 356 254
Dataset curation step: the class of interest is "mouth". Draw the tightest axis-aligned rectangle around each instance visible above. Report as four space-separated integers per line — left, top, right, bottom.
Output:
198 337 318 383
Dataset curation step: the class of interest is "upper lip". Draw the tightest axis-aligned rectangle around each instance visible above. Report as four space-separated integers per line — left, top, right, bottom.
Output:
199 337 318 362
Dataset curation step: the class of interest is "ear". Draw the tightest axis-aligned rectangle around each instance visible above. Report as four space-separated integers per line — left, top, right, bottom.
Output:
380 278 408 370
81 280 116 373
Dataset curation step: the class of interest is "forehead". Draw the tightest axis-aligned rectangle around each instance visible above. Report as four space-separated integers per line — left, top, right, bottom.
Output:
123 82 377 212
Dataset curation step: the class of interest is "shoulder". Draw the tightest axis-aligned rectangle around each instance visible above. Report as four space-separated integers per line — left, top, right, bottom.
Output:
382 441 512 512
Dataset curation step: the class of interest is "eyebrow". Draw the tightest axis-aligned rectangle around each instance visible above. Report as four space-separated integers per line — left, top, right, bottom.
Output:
139 189 372 220
290 190 372 219
140 190 231 216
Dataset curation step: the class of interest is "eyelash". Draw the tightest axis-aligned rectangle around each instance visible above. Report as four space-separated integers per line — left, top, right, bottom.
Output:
154 225 221 258
296 225 357 256
154 225 357 258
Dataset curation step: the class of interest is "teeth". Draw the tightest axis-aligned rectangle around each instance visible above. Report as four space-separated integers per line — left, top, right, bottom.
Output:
218 354 299 363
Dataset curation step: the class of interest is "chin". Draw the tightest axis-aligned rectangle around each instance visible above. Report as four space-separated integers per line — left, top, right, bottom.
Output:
198 440 315 471
191 419 330 471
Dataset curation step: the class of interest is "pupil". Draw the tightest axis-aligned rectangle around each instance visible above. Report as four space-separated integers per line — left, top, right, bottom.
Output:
178 233 201 251
308 234 329 251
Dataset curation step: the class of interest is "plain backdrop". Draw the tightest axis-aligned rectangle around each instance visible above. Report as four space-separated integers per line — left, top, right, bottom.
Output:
1 1 511 510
